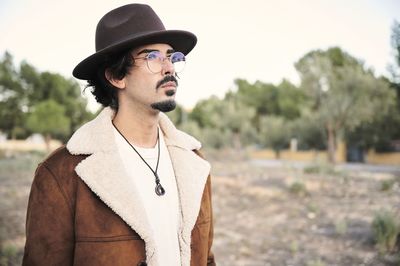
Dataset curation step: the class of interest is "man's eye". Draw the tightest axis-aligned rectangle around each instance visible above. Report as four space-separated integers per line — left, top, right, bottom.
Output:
147 52 160 60
171 52 185 63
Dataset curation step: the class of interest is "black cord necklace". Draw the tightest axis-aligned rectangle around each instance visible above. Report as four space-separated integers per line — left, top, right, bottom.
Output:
112 122 165 196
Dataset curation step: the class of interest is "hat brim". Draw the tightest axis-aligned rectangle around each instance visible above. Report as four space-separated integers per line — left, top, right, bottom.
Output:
72 30 197 80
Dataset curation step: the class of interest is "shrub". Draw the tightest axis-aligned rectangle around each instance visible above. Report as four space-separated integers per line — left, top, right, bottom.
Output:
289 181 308 196
380 179 396 192
334 219 347 236
0 244 19 266
306 259 325 266
371 210 400 253
306 202 320 213
303 162 339 176
304 164 320 174
289 241 299 254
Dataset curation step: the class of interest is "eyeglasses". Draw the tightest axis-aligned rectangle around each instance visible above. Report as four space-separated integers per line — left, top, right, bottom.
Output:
133 51 186 74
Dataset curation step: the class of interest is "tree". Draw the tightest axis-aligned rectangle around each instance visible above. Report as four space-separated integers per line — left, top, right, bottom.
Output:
259 116 291 158
0 52 93 142
346 21 400 154
189 95 257 149
235 79 279 119
276 79 307 120
295 47 395 163
220 94 257 149
19 63 93 138
189 96 222 129
290 113 326 150
0 52 27 138
234 78 306 131
26 100 70 151
166 104 187 126
389 20 400 87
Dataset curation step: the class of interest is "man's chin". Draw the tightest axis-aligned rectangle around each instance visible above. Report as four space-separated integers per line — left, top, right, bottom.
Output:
150 100 176 112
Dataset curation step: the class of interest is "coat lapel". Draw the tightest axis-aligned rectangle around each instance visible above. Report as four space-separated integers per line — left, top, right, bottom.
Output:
66 108 210 266
67 108 158 264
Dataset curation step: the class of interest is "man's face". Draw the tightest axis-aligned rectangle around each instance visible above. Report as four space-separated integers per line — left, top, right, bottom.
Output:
118 43 179 113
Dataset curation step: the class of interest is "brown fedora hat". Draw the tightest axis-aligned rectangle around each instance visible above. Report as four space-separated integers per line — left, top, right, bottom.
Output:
72 4 197 80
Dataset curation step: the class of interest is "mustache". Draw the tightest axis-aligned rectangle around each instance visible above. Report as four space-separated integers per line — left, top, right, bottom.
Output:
156 75 178 90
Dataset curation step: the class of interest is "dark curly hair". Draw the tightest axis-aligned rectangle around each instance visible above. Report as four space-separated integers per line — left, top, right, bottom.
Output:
86 50 135 110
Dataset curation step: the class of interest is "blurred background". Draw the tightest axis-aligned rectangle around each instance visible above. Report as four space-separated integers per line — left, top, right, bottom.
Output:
0 0 399 265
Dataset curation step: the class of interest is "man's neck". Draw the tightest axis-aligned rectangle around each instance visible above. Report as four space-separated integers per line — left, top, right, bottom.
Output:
112 104 160 148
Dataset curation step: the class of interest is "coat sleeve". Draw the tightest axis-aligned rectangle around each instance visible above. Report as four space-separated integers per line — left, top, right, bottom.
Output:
23 163 75 266
206 175 216 266
193 149 216 265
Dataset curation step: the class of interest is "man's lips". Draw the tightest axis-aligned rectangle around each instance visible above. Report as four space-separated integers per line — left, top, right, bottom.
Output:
160 81 177 88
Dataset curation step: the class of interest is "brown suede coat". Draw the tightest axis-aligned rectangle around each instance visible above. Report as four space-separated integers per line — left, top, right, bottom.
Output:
23 108 215 266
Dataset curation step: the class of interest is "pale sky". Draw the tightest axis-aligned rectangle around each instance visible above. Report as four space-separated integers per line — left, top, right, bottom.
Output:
0 0 399 112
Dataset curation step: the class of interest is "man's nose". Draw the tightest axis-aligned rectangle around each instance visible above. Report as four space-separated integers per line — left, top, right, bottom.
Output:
162 58 175 76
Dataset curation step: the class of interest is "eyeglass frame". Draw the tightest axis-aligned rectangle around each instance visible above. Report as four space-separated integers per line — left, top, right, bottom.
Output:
132 49 186 74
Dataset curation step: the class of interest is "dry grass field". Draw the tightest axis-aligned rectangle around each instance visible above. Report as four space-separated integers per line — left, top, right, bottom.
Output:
0 151 43 265
0 149 399 266
208 150 400 266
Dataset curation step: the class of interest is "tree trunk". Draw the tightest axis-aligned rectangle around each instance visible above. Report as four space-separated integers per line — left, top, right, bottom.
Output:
275 149 281 159
326 123 336 164
44 134 52 153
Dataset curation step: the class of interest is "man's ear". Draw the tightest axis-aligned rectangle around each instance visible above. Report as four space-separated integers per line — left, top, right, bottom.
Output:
105 69 125 89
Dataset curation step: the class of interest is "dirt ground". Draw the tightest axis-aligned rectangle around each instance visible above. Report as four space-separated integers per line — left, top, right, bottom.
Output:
207 150 400 266
0 150 399 266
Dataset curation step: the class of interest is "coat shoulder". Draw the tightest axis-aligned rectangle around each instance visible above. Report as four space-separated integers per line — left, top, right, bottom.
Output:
40 145 87 175
34 146 88 201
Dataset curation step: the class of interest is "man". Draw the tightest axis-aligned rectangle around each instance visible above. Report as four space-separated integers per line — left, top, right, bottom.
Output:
23 4 215 266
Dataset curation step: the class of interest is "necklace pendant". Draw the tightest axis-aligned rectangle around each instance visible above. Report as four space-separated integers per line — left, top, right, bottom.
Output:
155 183 165 196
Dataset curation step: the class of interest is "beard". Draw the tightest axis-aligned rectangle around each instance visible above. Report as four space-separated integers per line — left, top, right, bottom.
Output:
151 100 176 112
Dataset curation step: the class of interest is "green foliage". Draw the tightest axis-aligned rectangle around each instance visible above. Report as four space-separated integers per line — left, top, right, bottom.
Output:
0 52 27 138
306 259 325 266
0 243 20 266
295 47 395 162
290 114 326 150
288 181 308 196
289 240 299 254
201 128 233 149
306 202 319 213
166 104 186 126
259 116 291 155
178 119 202 139
391 20 400 79
345 104 400 152
380 179 397 192
371 210 400 254
365 21 400 151
234 78 306 125
303 165 320 174
234 79 277 118
296 48 394 128
334 219 348 236
0 51 93 141
189 96 222 128
303 162 339 176
189 94 257 148
20 63 93 135
276 79 307 120
26 100 70 137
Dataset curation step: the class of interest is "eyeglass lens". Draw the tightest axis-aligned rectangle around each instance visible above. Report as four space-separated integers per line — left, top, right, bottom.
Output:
146 51 186 73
